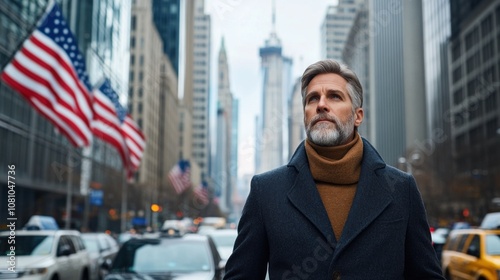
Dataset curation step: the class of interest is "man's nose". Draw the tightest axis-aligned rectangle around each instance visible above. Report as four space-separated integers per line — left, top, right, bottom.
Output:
316 96 329 113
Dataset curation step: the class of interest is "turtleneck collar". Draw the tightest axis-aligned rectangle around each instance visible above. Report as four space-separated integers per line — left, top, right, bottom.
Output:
305 133 364 185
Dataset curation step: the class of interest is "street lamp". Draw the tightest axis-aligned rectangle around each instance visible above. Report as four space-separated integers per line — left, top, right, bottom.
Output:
398 153 422 175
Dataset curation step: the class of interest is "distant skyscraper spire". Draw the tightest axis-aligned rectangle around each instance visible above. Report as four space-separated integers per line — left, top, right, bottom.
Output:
272 0 276 33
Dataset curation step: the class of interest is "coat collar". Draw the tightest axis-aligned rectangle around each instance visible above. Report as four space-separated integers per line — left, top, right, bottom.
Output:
286 138 391 248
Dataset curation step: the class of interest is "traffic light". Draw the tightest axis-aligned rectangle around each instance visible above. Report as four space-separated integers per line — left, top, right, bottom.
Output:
151 204 161 212
462 208 470 218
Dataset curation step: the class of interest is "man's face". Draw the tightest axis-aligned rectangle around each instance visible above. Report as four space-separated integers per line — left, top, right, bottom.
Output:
303 73 363 146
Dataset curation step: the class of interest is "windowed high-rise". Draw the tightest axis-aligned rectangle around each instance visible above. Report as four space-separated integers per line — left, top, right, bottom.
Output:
153 0 181 74
255 6 293 174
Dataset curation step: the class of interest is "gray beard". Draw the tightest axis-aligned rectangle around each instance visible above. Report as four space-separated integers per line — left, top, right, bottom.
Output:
306 113 355 146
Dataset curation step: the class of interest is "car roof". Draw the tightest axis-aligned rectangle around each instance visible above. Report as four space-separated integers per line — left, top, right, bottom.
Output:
0 230 81 236
206 229 237 235
449 228 500 235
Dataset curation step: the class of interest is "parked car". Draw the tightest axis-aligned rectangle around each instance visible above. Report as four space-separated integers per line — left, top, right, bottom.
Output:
0 229 92 280
441 228 500 280
105 229 225 280
481 212 500 229
81 233 119 280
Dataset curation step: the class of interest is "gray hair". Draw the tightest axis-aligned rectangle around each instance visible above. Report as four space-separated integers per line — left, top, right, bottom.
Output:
301 60 363 109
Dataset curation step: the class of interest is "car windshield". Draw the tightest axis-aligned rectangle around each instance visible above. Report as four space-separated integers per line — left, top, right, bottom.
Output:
211 234 237 247
82 237 100 253
485 234 500 255
0 235 53 256
113 239 212 274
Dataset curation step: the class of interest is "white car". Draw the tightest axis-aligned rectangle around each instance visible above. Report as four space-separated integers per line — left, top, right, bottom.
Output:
204 229 238 261
0 230 92 280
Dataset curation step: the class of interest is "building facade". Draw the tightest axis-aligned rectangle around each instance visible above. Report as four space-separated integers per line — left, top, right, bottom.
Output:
0 0 131 231
190 0 211 180
152 0 181 74
448 0 500 218
129 0 180 227
321 0 359 62
256 17 293 174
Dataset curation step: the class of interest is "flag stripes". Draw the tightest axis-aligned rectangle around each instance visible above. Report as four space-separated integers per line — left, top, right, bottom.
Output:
1 3 93 147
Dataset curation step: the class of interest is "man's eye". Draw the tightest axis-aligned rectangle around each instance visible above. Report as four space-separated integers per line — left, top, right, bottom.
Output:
307 96 319 103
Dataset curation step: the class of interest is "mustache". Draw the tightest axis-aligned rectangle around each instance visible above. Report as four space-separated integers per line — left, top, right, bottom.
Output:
310 113 339 127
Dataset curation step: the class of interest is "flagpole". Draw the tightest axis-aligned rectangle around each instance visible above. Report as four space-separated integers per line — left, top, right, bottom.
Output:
0 0 54 71
120 171 128 233
64 146 73 229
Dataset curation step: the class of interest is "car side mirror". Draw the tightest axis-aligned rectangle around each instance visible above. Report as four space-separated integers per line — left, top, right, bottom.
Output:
58 244 72 257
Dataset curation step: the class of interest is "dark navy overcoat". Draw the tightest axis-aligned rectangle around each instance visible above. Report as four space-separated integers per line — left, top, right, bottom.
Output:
224 138 445 280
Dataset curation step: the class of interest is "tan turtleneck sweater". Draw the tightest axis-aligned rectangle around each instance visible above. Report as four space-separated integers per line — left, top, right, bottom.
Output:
305 133 364 241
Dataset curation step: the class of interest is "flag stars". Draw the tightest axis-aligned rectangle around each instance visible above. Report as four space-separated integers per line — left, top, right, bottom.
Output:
44 27 50 33
63 28 68 34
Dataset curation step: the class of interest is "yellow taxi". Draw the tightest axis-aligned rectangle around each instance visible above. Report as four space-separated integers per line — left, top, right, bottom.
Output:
441 228 500 280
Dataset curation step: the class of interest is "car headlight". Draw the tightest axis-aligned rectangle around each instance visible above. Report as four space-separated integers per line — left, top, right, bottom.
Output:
26 267 48 275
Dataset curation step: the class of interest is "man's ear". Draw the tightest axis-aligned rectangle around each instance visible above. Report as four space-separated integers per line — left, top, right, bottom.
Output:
354 108 363 127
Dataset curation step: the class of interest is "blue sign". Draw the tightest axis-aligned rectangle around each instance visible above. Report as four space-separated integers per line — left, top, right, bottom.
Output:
90 190 104 206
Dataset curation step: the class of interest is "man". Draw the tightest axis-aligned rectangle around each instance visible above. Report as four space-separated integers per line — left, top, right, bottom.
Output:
224 60 444 279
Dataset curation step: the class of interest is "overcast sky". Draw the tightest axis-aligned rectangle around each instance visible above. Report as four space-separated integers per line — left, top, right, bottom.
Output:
205 0 336 177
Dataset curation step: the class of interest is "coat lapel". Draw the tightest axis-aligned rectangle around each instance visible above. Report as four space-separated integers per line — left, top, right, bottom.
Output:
287 142 335 242
334 139 392 254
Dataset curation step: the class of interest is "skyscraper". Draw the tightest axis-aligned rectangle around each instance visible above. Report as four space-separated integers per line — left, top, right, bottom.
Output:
152 0 181 74
321 0 359 62
214 38 235 213
256 5 293 174
448 0 500 215
130 0 180 226
191 0 211 180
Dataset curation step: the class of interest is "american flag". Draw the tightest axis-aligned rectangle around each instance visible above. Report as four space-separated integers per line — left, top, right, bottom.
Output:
122 114 146 177
92 79 129 169
168 160 191 194
194 181 209 206
1 2 93 147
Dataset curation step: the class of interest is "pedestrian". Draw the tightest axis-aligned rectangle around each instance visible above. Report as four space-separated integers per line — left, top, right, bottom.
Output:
223 59 444 279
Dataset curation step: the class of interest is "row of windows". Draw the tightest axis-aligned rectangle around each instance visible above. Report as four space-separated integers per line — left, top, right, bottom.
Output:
453 91 497 127
130 54 144 66
453 6 500 61
454 117 499 153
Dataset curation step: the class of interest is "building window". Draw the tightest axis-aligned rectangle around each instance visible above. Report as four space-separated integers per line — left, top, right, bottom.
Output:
465 27 479 51
482 40 495 62
130 54 135 65
453 88 464 105
453 65 462 83
140 55 144 66
452 41 461 62
131 16 136 31
129 87 134 99
130 37 135 48
468 102 483 121
129 71 134 82
485 92 497 113
467 77 479 97
466 51 480 73
481 14 493 37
